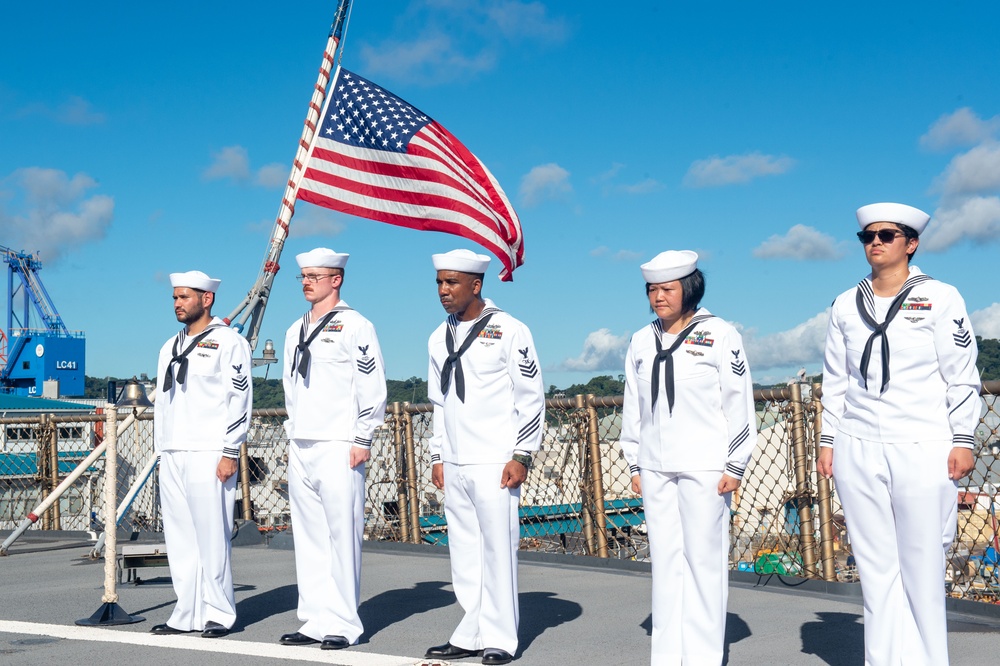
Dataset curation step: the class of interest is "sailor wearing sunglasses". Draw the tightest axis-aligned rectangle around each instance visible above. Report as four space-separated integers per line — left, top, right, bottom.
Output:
818 202 980 665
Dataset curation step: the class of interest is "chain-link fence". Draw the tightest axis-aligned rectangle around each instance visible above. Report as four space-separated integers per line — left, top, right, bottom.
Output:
3 381 1000 603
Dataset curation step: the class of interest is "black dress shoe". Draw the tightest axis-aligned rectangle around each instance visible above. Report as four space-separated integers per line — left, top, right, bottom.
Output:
201 621 229 638
425 642 481 659
482 649 513 665
320 635 350 650
150 624 191 635
279 631 319 646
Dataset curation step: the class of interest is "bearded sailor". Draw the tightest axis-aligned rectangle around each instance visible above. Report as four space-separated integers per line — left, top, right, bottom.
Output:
818 203 980 665
424 249 545 666
278 248 387 650
152 270 252 638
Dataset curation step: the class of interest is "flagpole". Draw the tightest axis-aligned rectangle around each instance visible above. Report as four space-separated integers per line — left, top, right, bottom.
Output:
226 0 353 352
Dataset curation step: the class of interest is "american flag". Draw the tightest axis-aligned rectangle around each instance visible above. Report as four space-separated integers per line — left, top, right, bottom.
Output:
296 68 524 281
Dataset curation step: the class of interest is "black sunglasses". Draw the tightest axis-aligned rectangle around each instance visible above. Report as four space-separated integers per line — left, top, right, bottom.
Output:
857 229 905 245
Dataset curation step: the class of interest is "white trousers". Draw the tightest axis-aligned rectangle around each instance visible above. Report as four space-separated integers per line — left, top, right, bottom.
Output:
288 439 366 643
444 462 520 655
833 435 957 666
159 450 237 630
641 469 730 666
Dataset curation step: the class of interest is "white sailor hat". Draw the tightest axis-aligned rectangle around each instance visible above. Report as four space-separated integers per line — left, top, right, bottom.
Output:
296 247 349 269
169 270 221 293
640 250 699 284
856 202 930 235
432 249 491 274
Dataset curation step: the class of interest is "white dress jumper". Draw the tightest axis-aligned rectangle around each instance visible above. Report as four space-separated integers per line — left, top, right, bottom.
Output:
620 310 756 665
821 268 980 665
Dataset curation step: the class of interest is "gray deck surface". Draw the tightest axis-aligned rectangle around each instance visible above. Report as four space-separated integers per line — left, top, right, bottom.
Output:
2 531 1000 665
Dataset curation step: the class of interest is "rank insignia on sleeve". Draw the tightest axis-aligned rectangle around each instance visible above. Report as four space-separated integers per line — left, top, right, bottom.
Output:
730 349 747 376
232 364 249 391
953 318 972 348
357 345 376 374
518 347 538 378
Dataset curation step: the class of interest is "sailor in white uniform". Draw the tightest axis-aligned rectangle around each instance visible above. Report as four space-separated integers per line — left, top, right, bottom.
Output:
619 251 755 666
818 203 980 666
152 270 252 638
423 249 545 666
278 248 387 651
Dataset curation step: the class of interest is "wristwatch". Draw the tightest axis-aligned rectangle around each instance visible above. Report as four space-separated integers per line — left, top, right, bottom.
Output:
511 453 533 469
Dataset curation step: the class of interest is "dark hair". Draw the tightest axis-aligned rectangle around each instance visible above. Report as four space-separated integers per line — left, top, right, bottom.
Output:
894 223 919 261
645 269 706 314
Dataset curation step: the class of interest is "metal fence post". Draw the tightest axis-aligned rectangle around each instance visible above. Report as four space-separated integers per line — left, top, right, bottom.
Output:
788 383 819 578
239 440 253 521
586 394 610 558
390 402 411 543
48 415 61 530
573 395 596 555
402 404 421 544
811 383 837 581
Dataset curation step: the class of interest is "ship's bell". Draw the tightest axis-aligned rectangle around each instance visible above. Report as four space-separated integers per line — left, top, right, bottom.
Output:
116 377 154 409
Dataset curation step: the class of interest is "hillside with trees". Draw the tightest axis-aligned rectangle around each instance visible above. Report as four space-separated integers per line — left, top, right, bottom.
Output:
79 339 1000 409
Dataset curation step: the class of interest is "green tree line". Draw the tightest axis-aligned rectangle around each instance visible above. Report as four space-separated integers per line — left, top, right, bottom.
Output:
80 338 1000 407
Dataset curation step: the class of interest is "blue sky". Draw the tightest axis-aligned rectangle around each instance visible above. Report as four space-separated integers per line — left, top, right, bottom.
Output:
2 0 1000 389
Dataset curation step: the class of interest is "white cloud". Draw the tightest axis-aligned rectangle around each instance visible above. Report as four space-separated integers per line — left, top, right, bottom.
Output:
0 167 114 263
203 145 251 182
255 163 287 188
920 108 1000 151
922 195 1000 251
740 310 829 371
619 178 664 195
932 142 1000 197
591 163 625 184
752 224 846 260
612 250 644 262
360 35 496 83
59 96 106 125
487 1 570 42
519 163 571 206
287 206 346 238
558 328 630 372
203 148 287 188
15 95 105 125
358 2 569 83
683 152 795 188
971 303 1000 339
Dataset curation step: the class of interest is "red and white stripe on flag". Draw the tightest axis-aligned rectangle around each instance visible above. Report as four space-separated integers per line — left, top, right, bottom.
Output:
296 67 524 281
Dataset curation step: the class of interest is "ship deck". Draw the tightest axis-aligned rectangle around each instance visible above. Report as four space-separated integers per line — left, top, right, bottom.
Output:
2 531 1000 665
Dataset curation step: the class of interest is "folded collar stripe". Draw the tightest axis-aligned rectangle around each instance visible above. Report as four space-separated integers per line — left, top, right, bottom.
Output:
294 306 352 379
441 307 501 403
650 314 712 414
162 328 216 392
855 274 932 393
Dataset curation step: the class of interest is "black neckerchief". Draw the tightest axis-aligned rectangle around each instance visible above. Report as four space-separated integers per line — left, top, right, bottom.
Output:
855 271 932 393
441 306 501 402
650 313 713 414
162 327 216 392
294 305 352 379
